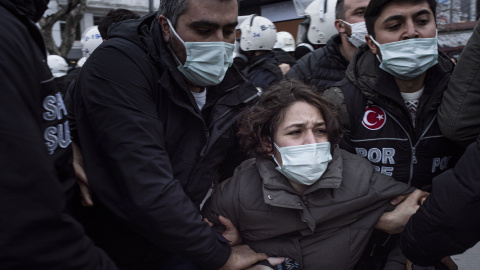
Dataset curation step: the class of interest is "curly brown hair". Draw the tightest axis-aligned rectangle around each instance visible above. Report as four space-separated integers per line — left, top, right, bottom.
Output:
238 79 342 157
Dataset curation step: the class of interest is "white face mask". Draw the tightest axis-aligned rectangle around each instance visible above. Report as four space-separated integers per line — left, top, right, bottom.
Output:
340 20 368 48
370 33 438 80
273 142 332 186
167 19 235 86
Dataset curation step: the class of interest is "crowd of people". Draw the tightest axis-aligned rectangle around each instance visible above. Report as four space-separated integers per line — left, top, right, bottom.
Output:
1 0 480 269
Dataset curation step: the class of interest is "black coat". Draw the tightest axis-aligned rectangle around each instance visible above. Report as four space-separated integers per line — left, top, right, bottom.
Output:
285 34 349 93
0 0 116 269
243 51 282 91
323 45 462 189
67 14 259 269
322 44 464 268
401 133 480 266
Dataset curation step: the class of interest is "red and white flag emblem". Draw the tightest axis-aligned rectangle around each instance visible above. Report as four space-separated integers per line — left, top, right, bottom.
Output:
362 105 386 130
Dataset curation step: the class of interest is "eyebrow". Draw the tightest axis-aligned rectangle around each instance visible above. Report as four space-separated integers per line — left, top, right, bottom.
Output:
351 7 366 14
284 122 326 130
189 20 238 29
382 9 432 24
413 9 432 18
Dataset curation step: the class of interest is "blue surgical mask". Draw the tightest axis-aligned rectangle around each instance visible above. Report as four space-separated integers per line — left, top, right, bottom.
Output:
167 19 235 86
273 142 332 186
340 20 368 48
370 33 438 80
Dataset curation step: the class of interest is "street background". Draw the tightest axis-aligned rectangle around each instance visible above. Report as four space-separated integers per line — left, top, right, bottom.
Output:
452 242 480 269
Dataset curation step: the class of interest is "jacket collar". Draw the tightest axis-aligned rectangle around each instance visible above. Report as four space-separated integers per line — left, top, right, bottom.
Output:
256 147 343 232
110 15 259 116
325 34 349 64
346 43 454 110
146 19 258 108
257 147 343 202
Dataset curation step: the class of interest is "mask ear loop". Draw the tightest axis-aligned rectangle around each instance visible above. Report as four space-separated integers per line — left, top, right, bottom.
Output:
165 18 188 67
166 19 186 45
369 35 383 63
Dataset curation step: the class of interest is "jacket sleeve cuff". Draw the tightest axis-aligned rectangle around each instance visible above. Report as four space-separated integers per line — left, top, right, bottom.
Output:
202 232 231 270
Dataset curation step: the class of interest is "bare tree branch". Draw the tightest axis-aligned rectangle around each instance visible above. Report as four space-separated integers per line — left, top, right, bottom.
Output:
40 0 86 57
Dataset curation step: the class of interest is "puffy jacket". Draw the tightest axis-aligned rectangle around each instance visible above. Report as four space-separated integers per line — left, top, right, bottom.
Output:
67 14 259 269
202 148 413 270
401 133 480 266
0 0 117 269
286 34 349 92
438 21 480 147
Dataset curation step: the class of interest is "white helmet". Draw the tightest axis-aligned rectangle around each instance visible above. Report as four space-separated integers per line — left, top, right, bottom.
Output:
76 57 87 68
295 0 337 45
80 26 102 58
237 15 277 52
47 55 68 77
273 31 295 52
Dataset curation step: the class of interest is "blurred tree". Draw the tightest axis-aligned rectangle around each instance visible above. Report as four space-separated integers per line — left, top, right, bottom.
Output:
39 0 86 57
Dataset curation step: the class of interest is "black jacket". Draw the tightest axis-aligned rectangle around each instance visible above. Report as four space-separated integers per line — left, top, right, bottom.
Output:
322 44 464 268
401 134 480 266
0 0 116 269
323 44 462 189
243 51 283 91
285 34 349 93
67 14 259 269
272 48 296 67
438 21 480 147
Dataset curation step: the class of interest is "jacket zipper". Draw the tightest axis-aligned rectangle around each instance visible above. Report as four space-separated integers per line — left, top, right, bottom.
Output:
386 112 437 186
200 90 259 157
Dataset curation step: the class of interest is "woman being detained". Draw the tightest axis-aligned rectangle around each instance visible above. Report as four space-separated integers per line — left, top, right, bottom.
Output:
202 80 417 270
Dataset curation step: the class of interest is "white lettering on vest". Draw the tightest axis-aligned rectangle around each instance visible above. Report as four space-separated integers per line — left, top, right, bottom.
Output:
357 148 396 176
44 121 71 154
356 148 396 164
432 156 451 173
43 92 67 121
42 92 71 154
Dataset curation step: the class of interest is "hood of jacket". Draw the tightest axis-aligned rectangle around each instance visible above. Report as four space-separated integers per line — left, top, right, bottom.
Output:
0 0 49 22
345 42 455 110
0 0 48 57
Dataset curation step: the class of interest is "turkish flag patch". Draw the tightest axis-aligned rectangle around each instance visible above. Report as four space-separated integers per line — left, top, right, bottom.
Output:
362 105 386 130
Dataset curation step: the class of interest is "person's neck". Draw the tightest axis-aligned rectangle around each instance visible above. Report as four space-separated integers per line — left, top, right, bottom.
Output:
394 73 426 93
339 34 356 62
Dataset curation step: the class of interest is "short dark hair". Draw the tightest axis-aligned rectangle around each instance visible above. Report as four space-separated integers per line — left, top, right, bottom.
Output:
237 79 342 157
365 0 437 38
335 0 345 20
98 9 140 39
158 0 234 29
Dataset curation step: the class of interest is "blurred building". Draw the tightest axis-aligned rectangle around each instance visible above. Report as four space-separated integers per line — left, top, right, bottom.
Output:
44 0 157 61
45 0 479 61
